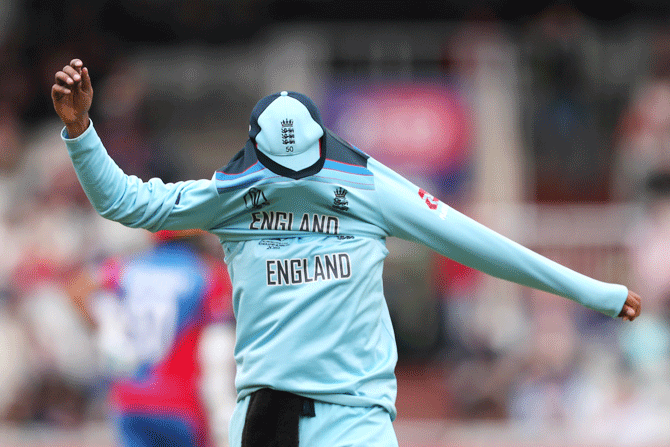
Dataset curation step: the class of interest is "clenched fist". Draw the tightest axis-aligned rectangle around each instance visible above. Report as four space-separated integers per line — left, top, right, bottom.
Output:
51 59 93 138
618 290 641 322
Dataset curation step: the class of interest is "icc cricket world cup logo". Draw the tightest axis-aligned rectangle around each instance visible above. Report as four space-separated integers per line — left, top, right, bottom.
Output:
244 188 269 209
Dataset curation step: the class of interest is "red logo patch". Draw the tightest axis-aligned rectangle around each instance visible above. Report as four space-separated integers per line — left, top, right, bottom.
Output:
418 188 439 210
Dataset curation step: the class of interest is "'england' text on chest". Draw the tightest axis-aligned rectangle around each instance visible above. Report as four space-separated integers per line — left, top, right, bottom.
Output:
249 211 340 234
266 253 351 286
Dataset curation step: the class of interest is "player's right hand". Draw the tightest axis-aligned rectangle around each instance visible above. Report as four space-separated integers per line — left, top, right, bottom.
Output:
618 290 641 321
52 58 93 137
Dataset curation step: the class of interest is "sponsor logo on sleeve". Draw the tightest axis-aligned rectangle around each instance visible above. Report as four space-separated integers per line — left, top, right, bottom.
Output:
418 188 448 220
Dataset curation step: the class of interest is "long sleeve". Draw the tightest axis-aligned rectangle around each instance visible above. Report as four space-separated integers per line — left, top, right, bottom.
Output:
62 120 223 232
370 158 627 318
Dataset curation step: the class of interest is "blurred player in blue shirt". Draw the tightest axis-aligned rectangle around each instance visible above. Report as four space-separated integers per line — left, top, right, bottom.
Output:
53 59 641 447
68 229 233 447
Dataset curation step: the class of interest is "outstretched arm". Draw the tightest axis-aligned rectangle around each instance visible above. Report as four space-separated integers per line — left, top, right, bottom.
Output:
51 59 223 232
370 158 641 321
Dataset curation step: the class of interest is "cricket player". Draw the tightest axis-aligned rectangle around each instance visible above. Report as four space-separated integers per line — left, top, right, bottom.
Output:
52 59 641 447
67 229 233 447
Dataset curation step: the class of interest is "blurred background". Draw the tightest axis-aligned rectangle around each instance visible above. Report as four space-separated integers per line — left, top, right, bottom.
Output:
2 0 670 446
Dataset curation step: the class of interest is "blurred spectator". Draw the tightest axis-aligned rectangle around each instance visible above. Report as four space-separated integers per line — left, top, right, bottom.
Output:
0 102 25 283
0 288 34 421
622 172 670 382
94 59 187 183
523 4 610 203
0 116 150 427
447 346 515 420
627 172 670 313
431 255 481 361
612 31 670 201
0 101 24 219
507 299 580 424
0 121 98 426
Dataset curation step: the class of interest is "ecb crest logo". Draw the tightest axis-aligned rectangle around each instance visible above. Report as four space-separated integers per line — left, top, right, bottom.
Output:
332 187 349 212
281 119 295 152
244 188 269 209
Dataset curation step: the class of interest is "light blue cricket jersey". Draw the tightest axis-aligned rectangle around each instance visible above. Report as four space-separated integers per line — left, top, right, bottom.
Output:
63 120 627 419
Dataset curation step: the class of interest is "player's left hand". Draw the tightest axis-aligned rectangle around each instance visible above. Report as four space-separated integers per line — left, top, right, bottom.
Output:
618 290 641 321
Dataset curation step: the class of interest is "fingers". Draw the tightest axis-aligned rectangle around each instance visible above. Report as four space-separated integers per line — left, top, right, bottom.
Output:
620 290 642 322
63 64 81 82
55 70 75 87
69 59 85 84
628 291 641 318
621 305 635 321
80 66 92 92
67 59 92 93
54 60 85 88
53 70 74 100
52 83 72 97
629 290 642 306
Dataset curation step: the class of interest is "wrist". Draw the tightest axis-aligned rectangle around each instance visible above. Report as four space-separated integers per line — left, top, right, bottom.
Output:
65 115 90 139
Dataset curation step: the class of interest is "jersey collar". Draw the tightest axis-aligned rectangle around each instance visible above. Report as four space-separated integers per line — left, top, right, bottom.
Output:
254 138 326 180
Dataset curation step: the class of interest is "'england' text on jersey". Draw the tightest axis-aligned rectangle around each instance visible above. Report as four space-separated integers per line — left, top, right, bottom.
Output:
266 253 351 286
250 211 339 234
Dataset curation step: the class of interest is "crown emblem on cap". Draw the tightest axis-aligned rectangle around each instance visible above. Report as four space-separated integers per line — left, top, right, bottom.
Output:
280 118 295 145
